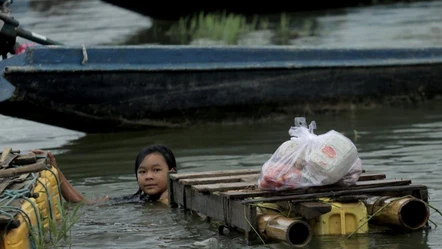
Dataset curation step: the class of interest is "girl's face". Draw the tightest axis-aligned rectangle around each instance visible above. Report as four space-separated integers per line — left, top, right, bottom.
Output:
137 153 170 196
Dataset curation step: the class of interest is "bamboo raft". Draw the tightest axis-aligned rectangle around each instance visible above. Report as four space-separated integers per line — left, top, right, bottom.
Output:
168 167 430 247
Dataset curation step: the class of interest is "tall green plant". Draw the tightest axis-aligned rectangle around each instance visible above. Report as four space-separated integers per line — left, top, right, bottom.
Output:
169 12 255 44
27 189 84 249
46 200 84 248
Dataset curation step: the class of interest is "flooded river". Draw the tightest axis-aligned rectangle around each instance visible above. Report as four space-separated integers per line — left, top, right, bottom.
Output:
1 0 442 248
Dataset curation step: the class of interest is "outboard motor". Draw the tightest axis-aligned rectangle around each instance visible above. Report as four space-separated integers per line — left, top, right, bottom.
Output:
0 0 62 59
0 0 62 102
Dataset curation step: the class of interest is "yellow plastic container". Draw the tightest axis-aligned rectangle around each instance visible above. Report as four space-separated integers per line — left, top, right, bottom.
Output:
0 198 40 249
40 166 62 221
310 198 369 235
33 178 51 230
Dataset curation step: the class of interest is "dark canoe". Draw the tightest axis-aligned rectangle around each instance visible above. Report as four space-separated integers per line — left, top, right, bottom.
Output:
100 0 415 20
1 45 442 133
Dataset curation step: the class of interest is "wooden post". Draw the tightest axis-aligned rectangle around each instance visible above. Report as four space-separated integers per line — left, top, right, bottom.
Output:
244 204 257 244
167 171 178 208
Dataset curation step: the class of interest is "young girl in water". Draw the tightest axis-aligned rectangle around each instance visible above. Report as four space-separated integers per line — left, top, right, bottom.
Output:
32 144 177 205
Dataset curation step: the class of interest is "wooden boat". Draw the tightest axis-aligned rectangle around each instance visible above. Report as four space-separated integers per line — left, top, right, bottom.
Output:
1 45 442 133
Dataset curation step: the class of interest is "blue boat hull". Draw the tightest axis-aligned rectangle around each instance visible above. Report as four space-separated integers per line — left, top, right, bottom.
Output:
1 45 442 133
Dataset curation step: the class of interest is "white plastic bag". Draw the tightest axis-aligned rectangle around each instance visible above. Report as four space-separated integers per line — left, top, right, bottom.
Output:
258 117 362 191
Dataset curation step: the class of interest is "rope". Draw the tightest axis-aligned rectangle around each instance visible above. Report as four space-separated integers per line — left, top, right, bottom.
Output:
0 155 65 249
0 171 45 247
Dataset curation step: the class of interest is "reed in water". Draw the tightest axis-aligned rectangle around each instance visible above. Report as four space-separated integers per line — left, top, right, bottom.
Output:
167 12 307 45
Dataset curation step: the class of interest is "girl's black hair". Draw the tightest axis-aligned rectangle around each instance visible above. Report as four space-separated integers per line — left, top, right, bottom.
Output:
132 144 177 201
134 144 177 176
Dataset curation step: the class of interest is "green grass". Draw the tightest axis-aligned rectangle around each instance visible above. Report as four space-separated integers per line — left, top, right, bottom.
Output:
27 186 84 249
167 12 303 45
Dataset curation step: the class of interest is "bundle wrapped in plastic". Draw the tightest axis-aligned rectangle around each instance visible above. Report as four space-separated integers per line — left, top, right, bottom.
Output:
258 117 362 191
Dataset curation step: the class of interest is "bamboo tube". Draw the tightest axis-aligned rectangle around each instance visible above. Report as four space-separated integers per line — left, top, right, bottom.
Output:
257 214 312 247
363 196 429 231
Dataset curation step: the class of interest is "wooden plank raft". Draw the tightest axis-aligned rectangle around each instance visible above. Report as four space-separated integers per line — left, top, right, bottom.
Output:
167 167 428 244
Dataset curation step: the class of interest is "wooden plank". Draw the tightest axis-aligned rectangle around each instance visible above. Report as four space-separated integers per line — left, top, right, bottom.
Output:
193 182 256 193
355 179 411 187
170 167 261 180
0 147 12 163
180 174 260 185
12 153 37 165
241 185 427 204
220 179 412 199
180 172 386 186
0 153 18 168
293 202 332 219
171 167 385 181
358 173 386 181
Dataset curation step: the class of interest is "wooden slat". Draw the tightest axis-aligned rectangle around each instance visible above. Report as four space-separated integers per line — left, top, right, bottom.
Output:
12 153 37 165
355 179 411 187
175 170 384 183
293 202 332 219
0 147 12 163
180 172 385 186
170 167 261 180
0 153 18 168
219 179 412 199
241 185 427 204
358 173 386 181
179 173 260 185
193 182 256 193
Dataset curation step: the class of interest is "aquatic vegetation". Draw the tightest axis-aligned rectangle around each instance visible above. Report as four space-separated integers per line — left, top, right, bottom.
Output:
167 12 309 45
46 201 83 248
27 178 84 249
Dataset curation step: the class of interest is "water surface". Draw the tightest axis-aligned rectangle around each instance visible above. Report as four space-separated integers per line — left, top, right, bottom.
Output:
2 0 442 248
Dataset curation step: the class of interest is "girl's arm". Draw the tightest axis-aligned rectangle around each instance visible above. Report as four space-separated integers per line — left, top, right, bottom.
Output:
31 150 108 204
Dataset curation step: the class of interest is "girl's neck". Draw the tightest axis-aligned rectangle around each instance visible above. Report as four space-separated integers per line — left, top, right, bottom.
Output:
158 191 169 204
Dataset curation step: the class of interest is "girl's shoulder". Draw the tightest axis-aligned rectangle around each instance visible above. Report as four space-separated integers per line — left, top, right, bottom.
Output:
107 193 160 205
107 194 145 204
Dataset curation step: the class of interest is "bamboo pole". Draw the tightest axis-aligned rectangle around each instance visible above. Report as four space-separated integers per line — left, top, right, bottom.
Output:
257 214 312 247
0 160 47 178
363 196 429 231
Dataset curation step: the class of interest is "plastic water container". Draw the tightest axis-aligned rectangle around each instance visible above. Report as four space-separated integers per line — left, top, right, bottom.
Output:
0 198 39 249
310 198 368 235
40 167 62 221
33 178 51 230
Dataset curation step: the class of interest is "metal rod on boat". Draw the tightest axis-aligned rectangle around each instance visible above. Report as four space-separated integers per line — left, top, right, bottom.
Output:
15 27 63 45
362 196 430 231
257 214 312 247
0 12 63 46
